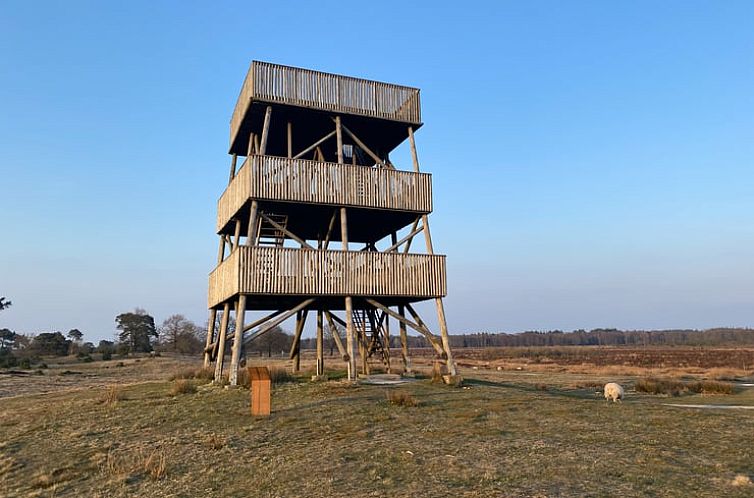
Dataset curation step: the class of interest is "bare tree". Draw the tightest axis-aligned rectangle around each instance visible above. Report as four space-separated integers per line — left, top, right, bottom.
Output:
159 314 203 354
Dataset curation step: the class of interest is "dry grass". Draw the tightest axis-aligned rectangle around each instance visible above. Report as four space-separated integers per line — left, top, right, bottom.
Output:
385 390 419 407
103 448 167 482
1 354 753 497
102 384 125 406
168 366 214 382
169 379 197 395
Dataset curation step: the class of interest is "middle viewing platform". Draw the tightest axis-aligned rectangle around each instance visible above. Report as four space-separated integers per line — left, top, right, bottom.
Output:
216 155 433 239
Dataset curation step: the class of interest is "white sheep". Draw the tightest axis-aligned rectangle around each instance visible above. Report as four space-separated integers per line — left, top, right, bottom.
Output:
604 382 624 402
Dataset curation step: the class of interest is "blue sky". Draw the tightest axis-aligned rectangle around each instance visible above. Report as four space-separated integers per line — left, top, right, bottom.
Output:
1 1 753 342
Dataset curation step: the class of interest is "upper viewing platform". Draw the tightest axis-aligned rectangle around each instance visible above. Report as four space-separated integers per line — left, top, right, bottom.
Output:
229 61 423 156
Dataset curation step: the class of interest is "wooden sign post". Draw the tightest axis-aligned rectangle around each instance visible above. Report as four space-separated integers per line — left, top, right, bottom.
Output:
248 366 271 416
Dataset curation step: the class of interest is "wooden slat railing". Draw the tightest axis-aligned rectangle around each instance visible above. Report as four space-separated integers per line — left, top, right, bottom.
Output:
217 155 432 232
207 246 446 308
230 61 421 147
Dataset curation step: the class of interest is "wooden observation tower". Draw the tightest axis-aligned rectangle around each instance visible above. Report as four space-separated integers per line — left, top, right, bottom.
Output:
203 61 457 384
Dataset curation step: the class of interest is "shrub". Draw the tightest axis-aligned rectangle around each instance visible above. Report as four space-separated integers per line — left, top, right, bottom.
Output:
19 357 31 370
101 350 112 361
170 379 197 395
635 377 734 396
635 378 685 396
102 385 125 406
386 390 419 407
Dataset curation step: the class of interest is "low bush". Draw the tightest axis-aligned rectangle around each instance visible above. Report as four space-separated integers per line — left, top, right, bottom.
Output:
386 390 419 407
635 377 734 396
170 379 197 395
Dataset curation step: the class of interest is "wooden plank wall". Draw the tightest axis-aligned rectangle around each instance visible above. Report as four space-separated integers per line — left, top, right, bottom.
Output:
238 246 446 297
208 246 446 307
216 156 432 232
230 61 422 146
208 249 240 307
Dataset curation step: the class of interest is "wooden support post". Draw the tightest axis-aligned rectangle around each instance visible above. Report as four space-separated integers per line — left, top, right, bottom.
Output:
247 132 256 157
383 311 391 374
228 153 238 183
316 309 324 377
232 218 242 250
229 294 247 386
216 236 227 263
259 106 272 155
246 200 259 244
213 302 231 381
290 310 308 373
398 305 412 374
335 116 344 164
287 121 293 159
341 206 356 380
408 125 457 377
203 308 217 368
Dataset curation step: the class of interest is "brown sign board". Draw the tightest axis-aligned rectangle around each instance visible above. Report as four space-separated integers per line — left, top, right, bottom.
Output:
248 366 271 416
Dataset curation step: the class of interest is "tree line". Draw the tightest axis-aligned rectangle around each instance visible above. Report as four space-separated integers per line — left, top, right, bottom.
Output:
446 328 754 348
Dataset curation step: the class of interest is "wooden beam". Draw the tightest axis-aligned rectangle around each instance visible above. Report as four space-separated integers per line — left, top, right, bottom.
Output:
338 122 387 167
213 302 231 381
206 309 286 352
290 310 308 372
243 299 316 345
403 217 421 254
229 294 247 386
365 299 444 355
408 126 457 376
203 308 217 368
322 209 338 249
384 223 424 253
259 212 314 249
324 311 347 360
259 106 272 155
293 130 336 160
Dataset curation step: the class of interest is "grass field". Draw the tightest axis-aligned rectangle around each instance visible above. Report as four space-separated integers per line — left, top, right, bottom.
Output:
1 350 753 497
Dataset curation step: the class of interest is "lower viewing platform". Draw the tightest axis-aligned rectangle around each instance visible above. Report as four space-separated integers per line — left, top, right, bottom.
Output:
208 246 446 309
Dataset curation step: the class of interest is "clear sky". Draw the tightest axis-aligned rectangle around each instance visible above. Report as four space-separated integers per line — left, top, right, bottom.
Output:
1 1 753 343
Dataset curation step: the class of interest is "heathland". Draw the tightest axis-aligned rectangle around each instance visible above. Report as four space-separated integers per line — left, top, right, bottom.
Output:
1 347 753 497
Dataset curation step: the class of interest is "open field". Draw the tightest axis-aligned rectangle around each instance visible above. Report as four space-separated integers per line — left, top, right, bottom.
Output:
1 350 753 497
